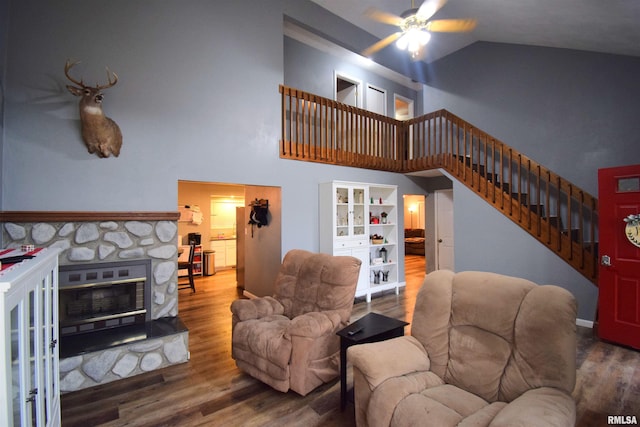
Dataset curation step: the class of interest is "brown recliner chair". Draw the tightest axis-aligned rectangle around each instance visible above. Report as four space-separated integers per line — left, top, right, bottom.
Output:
349 270 577 427
230 249 361 396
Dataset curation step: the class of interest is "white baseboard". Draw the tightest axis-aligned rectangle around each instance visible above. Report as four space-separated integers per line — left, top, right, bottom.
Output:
576 318 594 328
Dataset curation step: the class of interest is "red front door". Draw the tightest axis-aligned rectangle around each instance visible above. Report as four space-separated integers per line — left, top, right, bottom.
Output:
598 164 640 349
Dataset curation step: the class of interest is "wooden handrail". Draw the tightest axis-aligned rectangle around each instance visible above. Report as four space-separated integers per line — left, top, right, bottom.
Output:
280 85 599 284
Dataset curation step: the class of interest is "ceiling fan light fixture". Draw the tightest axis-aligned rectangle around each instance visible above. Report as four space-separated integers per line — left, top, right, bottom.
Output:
396 33 409 50
396 28 430 53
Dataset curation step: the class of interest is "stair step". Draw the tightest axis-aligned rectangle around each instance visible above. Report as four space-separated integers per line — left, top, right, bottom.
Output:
528 204 545 217
511 193 529 205
453 155 500 183
455 158 590 250
562 229 582 242
548 216 564 230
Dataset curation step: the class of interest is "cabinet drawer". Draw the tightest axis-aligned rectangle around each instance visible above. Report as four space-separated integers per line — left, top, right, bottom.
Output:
335 239 367 249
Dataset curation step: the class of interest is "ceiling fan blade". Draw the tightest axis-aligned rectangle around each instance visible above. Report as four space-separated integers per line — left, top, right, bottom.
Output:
426 18 477 33
362 32 402 57
364 7 404 26
416 0 448 20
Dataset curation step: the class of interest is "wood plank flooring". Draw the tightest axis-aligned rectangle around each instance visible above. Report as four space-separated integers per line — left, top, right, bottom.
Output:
61 256 639 426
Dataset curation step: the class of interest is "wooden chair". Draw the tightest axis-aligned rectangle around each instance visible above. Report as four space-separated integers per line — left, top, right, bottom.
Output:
178 244 196 292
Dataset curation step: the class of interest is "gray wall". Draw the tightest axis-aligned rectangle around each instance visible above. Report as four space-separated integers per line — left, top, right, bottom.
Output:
2 0 433 285
284 37 423 117
423 42 640 193
4 1 624 319
0 0 8 206
422 42 640 321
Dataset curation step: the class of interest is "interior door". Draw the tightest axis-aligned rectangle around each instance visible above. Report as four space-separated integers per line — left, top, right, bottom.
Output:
366 85 386 115
435 189 454 271
598 164 640 349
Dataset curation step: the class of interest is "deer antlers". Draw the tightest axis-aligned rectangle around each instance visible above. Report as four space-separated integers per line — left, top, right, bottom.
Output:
64 60 118 90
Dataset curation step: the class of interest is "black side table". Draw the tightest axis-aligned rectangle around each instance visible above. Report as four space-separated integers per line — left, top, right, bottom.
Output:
336 312 409 410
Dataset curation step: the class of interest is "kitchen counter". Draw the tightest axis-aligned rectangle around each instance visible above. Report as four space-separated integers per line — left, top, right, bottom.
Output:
209 239 237 269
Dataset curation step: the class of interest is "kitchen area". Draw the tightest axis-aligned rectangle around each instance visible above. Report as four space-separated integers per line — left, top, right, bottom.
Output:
177 181 245 280
177 180 282 297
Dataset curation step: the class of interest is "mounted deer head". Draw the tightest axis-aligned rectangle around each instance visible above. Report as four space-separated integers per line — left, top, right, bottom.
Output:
65 60 123 158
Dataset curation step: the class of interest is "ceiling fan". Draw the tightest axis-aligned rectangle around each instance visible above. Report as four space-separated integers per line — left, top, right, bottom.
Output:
362 0 477 60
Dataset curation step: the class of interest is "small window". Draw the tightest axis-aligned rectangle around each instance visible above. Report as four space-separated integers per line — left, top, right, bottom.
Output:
618 177 640 192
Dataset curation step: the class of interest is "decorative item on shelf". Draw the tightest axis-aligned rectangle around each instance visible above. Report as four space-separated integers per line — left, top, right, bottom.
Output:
382 270 389 282
371 234 384 244
379 247 387 263
373 270 382 284
381 212 388 224
379 197 383 204
248 198 269 237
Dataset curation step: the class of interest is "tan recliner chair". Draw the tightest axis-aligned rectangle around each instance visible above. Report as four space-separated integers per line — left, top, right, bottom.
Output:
230 249 361 396
349 270 577 427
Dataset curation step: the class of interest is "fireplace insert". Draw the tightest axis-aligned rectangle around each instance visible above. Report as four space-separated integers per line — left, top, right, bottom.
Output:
58 259 151 337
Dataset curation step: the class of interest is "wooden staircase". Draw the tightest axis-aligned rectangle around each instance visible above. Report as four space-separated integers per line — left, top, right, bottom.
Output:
279 85 599 285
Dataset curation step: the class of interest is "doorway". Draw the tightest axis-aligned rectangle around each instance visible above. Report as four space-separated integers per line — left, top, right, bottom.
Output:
394 94 414 121
335 72 362 107
177 180 282 298
403 194 427 275
395 94 414 159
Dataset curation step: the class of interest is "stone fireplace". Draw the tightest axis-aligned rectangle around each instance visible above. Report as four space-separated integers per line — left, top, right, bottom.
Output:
1 211 189 392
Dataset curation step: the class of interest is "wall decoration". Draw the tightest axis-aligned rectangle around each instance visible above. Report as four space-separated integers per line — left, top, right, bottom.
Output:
64 60 123 158
624 214 640 248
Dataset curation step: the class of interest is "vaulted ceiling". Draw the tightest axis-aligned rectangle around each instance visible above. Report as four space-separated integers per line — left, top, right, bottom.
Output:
311 0 640 63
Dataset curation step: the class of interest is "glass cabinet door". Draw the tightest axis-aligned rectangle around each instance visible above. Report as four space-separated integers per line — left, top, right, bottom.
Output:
335 185 366 239
352 187 365 237
335 186 349 238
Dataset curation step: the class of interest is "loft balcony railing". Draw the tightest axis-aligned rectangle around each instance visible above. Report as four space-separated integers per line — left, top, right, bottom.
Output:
280 85 599 284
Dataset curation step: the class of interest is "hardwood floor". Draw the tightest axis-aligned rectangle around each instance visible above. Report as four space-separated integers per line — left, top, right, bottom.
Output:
61 256 639 426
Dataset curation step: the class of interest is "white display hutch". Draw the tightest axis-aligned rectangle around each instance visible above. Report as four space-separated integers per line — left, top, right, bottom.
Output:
1 248 61 427
320 181 401 302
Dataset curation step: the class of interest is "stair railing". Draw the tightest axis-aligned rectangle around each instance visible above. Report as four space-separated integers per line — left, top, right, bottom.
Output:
280 85 599 284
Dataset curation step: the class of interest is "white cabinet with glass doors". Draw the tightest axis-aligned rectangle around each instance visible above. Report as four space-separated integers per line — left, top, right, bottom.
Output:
1 248 61 427
320 181 401 302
